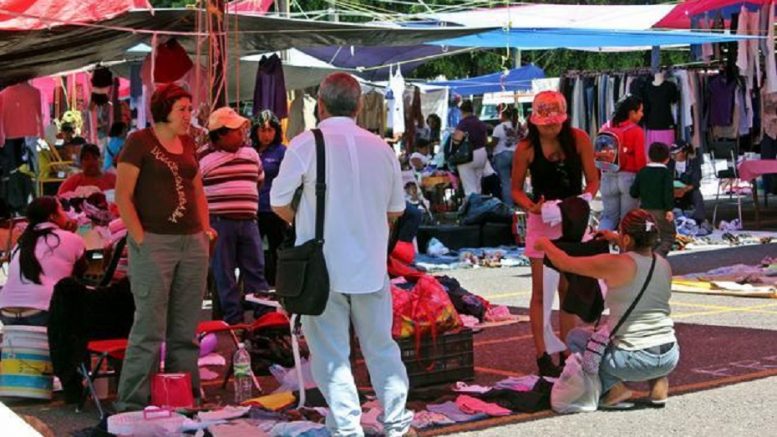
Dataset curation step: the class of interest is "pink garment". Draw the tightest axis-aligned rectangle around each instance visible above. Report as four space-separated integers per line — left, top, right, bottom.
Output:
0 83 44 140
524 212 562 259
644 129 676 157
455 395 511 417
738 159 777 182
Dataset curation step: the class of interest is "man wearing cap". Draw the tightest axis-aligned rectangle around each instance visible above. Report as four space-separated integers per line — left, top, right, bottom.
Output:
668 142 709 229
200 107 271 324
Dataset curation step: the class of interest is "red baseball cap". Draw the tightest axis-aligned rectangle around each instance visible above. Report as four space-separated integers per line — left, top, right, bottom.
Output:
530 91 568 126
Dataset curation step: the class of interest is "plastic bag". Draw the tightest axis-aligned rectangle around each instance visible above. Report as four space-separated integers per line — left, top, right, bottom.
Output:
269 359 317 393
391 275 462 339
551 353 601 414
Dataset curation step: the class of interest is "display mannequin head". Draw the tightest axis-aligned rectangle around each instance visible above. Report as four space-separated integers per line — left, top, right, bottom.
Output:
653 70 665 86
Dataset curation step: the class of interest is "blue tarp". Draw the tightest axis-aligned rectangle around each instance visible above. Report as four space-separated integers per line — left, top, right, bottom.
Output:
430 27 760 49
428 65 545 96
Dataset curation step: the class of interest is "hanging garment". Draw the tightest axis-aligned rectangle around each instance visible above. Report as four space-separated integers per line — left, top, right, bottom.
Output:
765 3 777 93
0 83 44 141
643 81 679 130
387 68 406 135
736 7 749 79
287 92 317 139
645 129 675 155
357 90 386 135
252 54 288 118
708 74 737 127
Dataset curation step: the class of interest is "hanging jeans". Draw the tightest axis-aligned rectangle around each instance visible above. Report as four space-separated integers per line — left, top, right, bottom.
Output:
600 171 639 231
492 150 515 206
567 328 680 394
302 285 413 437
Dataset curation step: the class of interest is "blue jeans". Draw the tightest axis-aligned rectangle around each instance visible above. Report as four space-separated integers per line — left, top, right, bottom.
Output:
600 171 639 231
0 310 49 327
568 328 680 394
211 216 270 324
492 150 515 206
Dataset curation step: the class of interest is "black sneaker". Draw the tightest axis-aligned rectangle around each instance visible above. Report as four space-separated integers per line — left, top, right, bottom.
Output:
536 352 562 377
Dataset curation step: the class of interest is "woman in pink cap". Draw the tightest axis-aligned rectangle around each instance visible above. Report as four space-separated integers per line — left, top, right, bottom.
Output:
511 90 599 376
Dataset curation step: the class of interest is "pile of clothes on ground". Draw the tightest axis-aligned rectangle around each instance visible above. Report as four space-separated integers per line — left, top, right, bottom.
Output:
673 256 777 296
96 375 556 437
417 242 529 271
673 230 775 251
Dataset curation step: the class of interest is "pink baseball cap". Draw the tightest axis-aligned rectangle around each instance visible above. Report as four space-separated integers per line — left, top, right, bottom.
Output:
530 91 568 126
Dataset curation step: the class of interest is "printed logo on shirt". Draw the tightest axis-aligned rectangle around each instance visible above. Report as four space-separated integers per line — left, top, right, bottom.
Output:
150 146 188 223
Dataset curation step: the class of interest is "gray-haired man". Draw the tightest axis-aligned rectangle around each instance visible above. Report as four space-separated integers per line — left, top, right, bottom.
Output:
270 73 413 436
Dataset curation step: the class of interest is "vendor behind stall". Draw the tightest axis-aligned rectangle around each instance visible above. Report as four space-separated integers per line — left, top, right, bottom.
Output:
57 143 116 195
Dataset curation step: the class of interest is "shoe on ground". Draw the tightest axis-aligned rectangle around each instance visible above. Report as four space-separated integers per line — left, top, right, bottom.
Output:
536 352 562 378
600 382 633 409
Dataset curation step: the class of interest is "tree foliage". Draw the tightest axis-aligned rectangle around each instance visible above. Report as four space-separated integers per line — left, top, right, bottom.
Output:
149 0 691 79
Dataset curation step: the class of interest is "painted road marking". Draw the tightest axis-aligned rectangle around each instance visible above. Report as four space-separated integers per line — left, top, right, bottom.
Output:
672 302 777 319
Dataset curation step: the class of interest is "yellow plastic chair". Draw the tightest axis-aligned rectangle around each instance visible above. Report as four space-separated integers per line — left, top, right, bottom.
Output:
35 141 75 196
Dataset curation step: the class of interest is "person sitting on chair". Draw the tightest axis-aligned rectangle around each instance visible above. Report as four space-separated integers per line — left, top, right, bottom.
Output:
668 141 710 230
0 196 86 326
57 144 117 195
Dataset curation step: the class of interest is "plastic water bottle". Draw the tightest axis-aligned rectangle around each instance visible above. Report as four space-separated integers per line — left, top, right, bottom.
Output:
233 343 253 403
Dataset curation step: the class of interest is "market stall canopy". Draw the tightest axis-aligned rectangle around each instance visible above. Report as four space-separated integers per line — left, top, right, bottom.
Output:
422 4 677 30
429 27 760 50
0 0 149 30
427 65 545 96
300 45 471 81
655 0 770 29
226 0 273 15
0 8 487 85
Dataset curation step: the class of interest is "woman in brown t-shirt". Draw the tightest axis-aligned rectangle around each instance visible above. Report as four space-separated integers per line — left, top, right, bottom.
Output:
114 84 216 411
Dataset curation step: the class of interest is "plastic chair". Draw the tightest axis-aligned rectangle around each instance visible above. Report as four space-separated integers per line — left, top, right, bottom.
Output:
35 140 74 196
77 339 128 420
708 140 745 226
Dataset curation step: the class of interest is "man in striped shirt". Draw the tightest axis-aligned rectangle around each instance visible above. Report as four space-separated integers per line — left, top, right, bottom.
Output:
201 107 271 324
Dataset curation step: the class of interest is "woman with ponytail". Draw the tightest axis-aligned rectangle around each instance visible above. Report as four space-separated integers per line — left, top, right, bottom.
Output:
535 209 679 409
0 197 86 326
599 95 647 230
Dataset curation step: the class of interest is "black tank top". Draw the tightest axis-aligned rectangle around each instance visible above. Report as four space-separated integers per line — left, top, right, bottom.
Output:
528 136 583 202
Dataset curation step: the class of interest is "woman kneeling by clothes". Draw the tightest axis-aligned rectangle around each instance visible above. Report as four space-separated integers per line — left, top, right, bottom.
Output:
535 209 679 408
0 196 87 326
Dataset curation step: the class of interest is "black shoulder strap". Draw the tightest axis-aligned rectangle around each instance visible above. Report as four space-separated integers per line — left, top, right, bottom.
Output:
311 129 326 242
610 253 657 339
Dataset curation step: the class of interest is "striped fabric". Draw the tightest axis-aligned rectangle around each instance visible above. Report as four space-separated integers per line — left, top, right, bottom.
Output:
199 145 265 219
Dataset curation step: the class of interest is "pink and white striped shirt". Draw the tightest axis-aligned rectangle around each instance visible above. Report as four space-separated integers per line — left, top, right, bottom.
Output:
199 145 264 219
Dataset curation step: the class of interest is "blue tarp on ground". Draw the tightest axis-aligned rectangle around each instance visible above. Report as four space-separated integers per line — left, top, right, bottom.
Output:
430 27 761 49
428 65 545 95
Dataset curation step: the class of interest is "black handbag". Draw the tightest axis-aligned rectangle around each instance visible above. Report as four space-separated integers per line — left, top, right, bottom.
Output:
445 133 474 166
274 129 330 316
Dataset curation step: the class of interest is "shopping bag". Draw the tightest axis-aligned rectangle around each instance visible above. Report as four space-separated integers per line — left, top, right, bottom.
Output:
550 352 601 414
150 373 194 409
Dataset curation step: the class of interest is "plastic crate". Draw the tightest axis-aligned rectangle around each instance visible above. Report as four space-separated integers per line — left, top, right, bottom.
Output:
396 328 474 388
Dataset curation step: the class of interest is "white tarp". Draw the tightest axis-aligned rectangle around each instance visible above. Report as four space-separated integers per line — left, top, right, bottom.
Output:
425 4 677 31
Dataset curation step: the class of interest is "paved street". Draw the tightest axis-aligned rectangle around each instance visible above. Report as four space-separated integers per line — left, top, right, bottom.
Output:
438 242 777 436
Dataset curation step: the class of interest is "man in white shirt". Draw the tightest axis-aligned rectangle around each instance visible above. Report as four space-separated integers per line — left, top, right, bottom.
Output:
271 73 412 437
